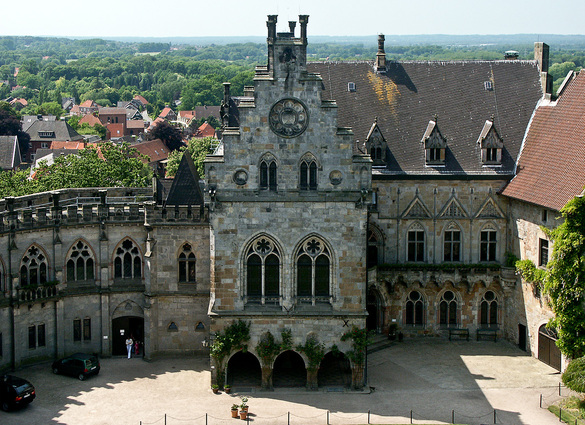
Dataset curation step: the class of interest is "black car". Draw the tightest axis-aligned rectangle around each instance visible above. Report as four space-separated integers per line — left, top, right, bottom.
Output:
0 375 36 411
52 353 100 380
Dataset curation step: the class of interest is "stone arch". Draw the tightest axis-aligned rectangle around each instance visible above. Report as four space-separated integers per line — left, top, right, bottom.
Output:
318 350 351 388
402 288 428 327
477 288 502 328
367 223 385 268
111 300 144 356
64 238 97 283
226 350 262 388
436 288 462 327
273 350 307 388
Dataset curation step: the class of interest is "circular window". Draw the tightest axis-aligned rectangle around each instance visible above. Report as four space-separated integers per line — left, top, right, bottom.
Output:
329 170 342 185
269 98 309 138
233 169 248 185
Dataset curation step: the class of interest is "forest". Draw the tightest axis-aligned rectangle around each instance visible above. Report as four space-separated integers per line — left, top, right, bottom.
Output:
0 35 584 119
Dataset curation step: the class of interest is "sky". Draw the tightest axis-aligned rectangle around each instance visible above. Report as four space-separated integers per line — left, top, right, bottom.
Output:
3 0 585 38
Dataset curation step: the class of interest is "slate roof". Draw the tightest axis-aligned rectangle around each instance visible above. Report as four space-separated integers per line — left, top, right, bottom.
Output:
0 135 21 170
307 60 543 177
193 105 220 120
27 120 84 142
22 115 56 132
501 71 585 211
165 152 204 206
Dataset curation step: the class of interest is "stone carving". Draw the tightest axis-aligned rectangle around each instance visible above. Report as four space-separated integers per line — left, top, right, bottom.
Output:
269 98 308 138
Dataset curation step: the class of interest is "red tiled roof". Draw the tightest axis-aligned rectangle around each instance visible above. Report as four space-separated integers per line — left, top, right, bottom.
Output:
133 139 169 163
178 110 197 119
107 123 125 138
70 105 81 115
127 120 146 129
148 117 165 131
79 114 102 126
50 141 87 150
133 95 148 105
80 100 95 108
197 122 216 138
501 71 585 211
159 107 174 118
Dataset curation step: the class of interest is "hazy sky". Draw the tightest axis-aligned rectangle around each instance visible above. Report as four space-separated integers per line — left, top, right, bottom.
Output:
3 0 584 38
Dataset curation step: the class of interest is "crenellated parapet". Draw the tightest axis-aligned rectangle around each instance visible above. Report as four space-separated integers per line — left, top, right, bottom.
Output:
0 186 208 233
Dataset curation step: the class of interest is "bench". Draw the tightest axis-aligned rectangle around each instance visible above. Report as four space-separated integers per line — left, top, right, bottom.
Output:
476 328 498 342
448 328 469 341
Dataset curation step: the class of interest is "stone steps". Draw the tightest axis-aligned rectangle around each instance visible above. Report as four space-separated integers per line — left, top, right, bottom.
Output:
368 333 396 354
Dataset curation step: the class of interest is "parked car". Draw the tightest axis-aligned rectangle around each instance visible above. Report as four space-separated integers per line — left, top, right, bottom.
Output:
52 353 100 381
0 375 36 411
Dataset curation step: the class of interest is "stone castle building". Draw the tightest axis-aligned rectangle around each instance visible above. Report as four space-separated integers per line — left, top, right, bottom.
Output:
0 15 572 387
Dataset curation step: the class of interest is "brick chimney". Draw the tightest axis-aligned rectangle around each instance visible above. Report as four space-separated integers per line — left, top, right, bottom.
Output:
534 42 552 96
375 34 386 73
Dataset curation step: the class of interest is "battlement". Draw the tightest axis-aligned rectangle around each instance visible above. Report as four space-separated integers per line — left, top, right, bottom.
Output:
0 187 207 233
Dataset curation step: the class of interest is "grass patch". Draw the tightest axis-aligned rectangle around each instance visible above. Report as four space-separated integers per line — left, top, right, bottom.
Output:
549 397 585 424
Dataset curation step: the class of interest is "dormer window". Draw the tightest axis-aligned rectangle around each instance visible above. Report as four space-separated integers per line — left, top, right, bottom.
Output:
421 119 447 166
477 119 503 165
365 118 386 166
38 131 55 138
348 82 356 92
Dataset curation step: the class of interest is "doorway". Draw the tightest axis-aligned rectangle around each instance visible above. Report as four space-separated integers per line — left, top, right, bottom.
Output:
367 288 382 332
112 316 144 356
518 324 527 351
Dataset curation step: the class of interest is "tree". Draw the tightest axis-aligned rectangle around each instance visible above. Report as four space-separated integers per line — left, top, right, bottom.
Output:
166 136 217 178
0 102 30 157
148 120 184 151
562 356 585 393
544 196 585 359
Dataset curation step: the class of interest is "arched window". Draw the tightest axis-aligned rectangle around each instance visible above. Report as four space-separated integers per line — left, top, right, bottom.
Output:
245 236 280 305
20 245 48 286
178 243 196 283
260 155 277 191
66 240 95 283
480 226 497 262
439 290 458 327
367 227 384 269
480 290 498 328
405 290 425 326
296 237 331 305
114 239 142 280
444 223 461 262
300 156 318 190
407 223 425 262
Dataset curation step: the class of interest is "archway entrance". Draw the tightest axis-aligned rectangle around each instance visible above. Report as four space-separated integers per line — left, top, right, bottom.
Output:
226 351 261 388
273 350 306 387
112 316 144 356
367 288 382 332
538 324 561 371
318 352 351 388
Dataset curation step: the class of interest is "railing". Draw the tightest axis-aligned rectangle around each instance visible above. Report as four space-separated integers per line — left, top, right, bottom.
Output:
18 284 59 302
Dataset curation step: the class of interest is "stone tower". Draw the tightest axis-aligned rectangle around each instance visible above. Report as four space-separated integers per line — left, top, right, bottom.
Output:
205 15 372 389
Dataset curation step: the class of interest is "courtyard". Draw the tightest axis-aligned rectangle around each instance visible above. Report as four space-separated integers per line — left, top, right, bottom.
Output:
1 338 564 425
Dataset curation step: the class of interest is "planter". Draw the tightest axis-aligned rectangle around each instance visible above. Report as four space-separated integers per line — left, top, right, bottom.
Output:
231 409 238 418
225 387 232 394
212 387 219 394
239 410 248 420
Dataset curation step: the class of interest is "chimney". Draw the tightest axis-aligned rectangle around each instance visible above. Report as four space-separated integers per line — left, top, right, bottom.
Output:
221 82 231 127
288 21 296 37
299 15 309 45
375 34 387 73
534 42 552 96
267 15 277 40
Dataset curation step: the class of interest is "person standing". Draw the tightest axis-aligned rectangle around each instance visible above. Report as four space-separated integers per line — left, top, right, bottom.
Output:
126 336 133 359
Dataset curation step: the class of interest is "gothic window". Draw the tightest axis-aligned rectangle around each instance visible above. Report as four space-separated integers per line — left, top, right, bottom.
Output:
66 240 95 283
178 243 196 283
480 291 498 328
245 236 281 304
20 245 48 287
260 156 277 190
407 224 425 262
114 239 142 280
439 290 458 327
480 227 497 262
300 156 318 190
405 290 425 326
367 228 384 269
443 225 461 262
296 236 331 304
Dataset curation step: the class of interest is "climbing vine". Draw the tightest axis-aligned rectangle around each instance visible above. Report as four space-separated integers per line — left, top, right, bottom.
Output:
210 319 250 364
543 196 585 359
296 335 325 369
341 326 371 366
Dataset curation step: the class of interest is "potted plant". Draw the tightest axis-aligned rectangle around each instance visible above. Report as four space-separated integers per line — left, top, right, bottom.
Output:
240 397 248 412
211 384 219 394
224 384 232 394
231 404 239 418
239 408 247 420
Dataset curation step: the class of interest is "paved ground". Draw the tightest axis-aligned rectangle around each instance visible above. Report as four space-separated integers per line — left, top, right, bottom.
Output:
1 338 566 425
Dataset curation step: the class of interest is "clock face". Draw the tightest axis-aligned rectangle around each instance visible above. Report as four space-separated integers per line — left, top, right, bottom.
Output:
269 98 308 138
